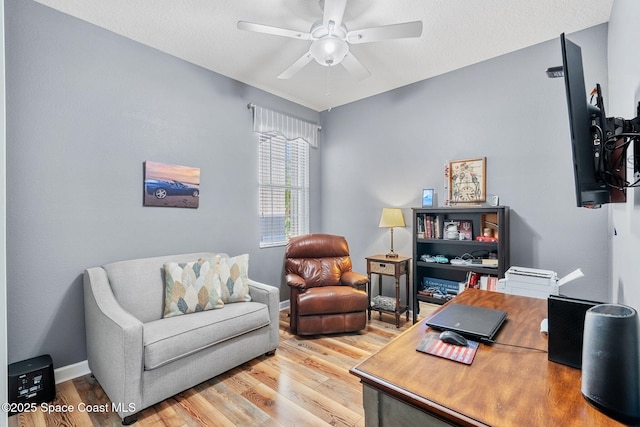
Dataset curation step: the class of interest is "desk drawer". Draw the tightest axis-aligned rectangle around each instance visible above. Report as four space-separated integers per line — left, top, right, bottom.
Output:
370 262 395 275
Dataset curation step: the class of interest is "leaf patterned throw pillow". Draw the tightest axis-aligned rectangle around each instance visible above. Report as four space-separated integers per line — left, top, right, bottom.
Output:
163 258 224 318
216 254 252 303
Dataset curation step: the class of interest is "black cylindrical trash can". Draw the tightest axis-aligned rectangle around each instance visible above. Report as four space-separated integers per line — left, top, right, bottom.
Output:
582 304 640 424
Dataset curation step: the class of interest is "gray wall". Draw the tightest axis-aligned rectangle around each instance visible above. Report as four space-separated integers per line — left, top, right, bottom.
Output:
609 0 640 309
5 0 320 368
5 0 617 370
320 25 611 303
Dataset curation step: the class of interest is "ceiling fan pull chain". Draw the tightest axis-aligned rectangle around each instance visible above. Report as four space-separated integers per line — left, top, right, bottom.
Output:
325 66 332 96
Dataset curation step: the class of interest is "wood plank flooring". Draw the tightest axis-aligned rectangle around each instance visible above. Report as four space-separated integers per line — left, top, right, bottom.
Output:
9 304 438 427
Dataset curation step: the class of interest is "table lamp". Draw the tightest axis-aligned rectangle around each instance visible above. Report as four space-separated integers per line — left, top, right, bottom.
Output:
379 208 405 258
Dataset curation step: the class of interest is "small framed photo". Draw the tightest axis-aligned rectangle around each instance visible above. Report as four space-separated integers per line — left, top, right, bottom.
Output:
422 188 434 207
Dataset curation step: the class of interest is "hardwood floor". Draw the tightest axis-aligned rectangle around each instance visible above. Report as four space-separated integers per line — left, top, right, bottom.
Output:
9 305 438 427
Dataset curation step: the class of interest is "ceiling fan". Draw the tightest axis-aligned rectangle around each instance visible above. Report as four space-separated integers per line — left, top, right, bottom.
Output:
237 0 423 80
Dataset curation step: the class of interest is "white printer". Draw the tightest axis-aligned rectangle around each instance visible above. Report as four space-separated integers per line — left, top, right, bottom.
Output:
497 266 584 299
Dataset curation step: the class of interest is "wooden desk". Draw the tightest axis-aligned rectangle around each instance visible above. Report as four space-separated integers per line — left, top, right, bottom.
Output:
350 289 625 427
365 254 411 328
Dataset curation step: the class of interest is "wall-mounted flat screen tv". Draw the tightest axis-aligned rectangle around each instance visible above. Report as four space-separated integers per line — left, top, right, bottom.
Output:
559 33 610 208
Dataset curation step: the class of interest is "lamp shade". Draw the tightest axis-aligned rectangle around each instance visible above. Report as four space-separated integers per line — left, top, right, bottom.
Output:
379 208 405 228
310 37 349 66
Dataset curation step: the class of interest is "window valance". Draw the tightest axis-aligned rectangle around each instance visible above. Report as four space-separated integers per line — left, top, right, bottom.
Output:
249 103 320 148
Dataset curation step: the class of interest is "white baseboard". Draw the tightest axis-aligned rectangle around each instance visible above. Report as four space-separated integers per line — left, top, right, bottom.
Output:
279 300 289 311
54 360 90 384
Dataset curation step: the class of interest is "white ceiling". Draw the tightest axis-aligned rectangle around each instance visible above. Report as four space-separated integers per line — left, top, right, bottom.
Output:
33 0 613 112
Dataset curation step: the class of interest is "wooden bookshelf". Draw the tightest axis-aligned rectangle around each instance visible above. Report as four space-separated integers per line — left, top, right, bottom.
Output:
412 206 510 322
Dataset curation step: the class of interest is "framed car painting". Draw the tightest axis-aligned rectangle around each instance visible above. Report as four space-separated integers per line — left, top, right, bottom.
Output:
448 157 486 204
143 161 200 208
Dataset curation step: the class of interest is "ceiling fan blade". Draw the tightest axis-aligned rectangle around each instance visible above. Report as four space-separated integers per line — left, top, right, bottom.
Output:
341 52 370 81
347 21 423 44
322 0 347 29
237 21 312 40
278 52 314 79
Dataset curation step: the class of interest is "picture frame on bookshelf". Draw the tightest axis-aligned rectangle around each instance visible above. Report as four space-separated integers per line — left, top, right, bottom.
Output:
422 188 434 207
442 219 473 240
443 220 458 240
457 219 473 240
449 157 486 204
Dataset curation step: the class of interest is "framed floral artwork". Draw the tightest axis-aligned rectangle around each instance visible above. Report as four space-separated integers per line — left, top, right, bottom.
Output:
449 157 486 204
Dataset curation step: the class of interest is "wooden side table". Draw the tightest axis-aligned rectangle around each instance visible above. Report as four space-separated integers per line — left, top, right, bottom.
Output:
365 254 411 328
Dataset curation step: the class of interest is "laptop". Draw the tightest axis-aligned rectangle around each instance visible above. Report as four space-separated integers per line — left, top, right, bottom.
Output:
425 303 508 343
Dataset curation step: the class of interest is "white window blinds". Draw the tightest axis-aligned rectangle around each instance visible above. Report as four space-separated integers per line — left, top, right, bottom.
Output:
252 105 317 248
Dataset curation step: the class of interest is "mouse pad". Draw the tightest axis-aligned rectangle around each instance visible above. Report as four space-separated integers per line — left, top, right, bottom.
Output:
416 332 479 365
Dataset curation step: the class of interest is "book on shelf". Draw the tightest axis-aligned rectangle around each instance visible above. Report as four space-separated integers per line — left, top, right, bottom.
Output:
422 276 463 295
416 214 441 239
475 274 499 291
487 276 498 291
465 271 481 289
416 214 424 236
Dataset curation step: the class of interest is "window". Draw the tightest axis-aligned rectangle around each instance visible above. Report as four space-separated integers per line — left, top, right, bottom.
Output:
250 104 317 248
258 133 309 247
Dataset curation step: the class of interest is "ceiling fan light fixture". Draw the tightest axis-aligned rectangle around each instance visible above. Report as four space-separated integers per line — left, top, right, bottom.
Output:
310 37 348 66
238 0 422 80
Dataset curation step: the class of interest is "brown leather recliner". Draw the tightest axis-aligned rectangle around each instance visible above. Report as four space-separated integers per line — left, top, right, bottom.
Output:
285 233 369 335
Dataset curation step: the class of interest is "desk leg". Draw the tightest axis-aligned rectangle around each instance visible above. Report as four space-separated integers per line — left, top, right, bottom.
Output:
406 269 410 322
367 273 372 321
376 274 383 321
394 276 400 328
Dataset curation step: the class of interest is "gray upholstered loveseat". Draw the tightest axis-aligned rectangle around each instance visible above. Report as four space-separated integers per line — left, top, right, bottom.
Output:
83 252 280 424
